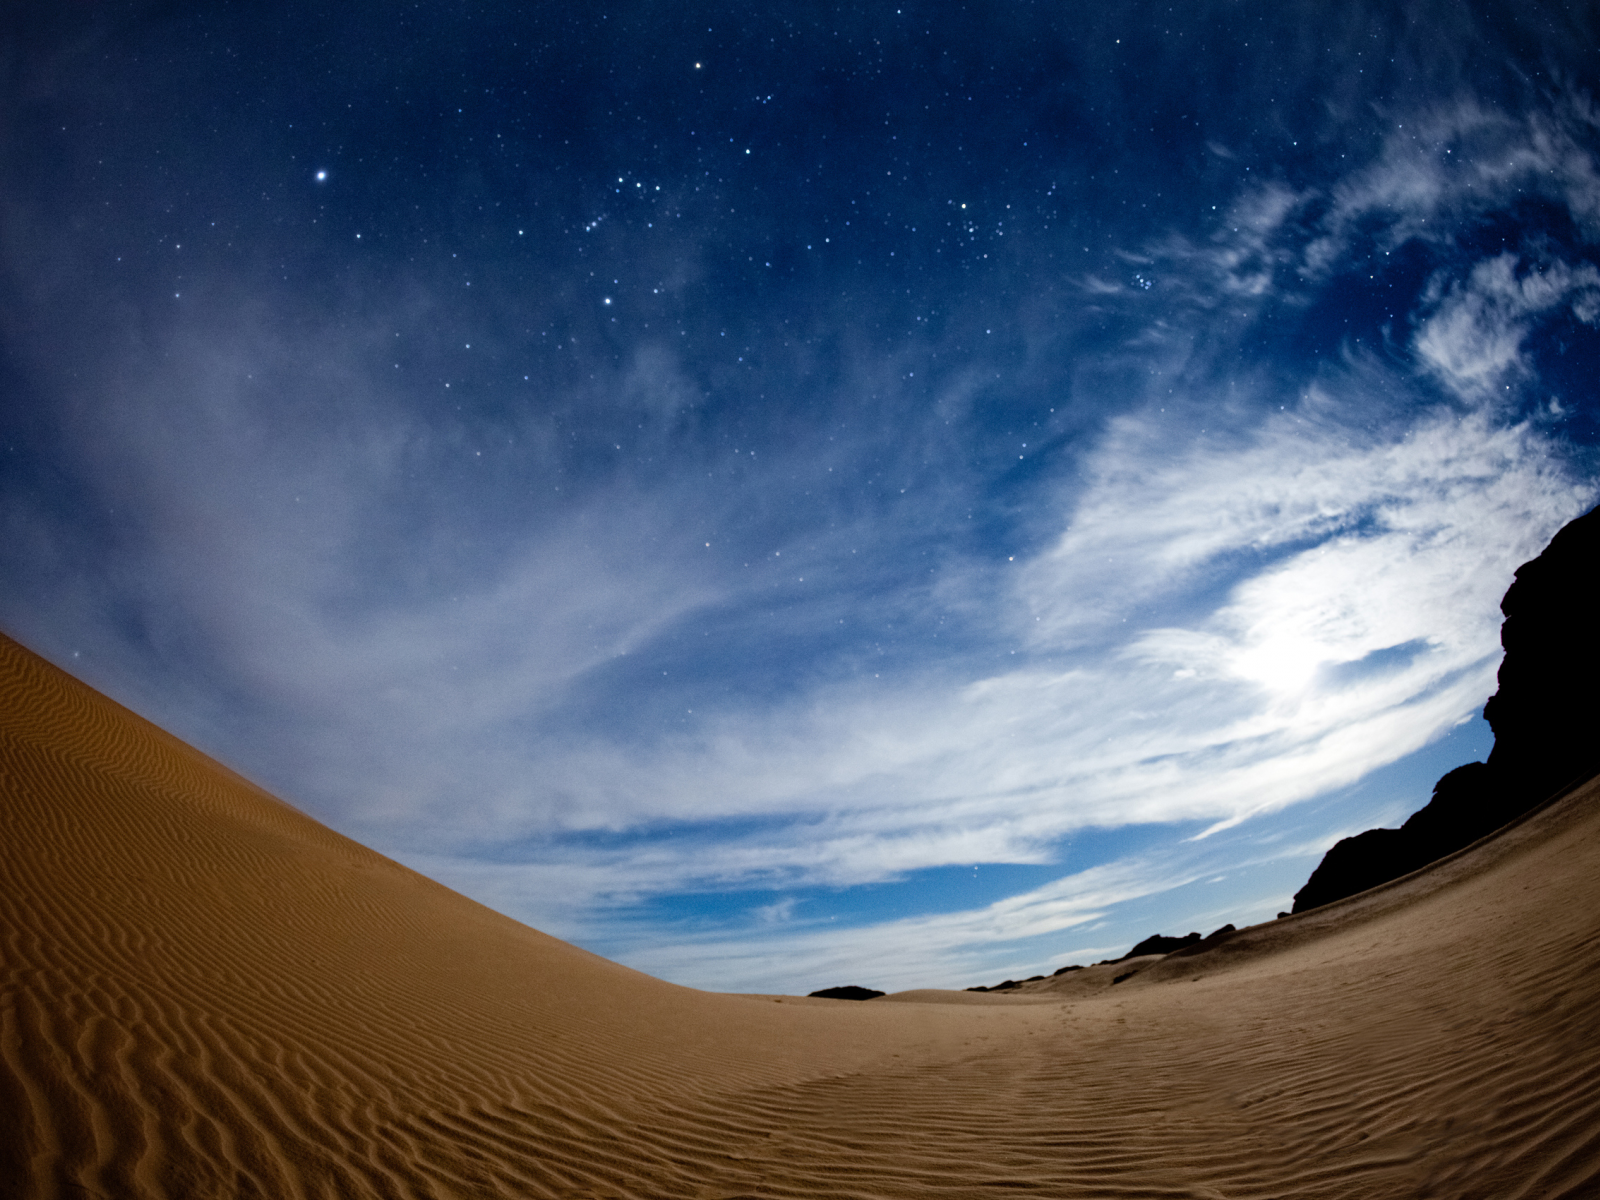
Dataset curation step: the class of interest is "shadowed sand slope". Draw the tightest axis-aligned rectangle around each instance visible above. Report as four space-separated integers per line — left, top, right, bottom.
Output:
4 631 1599 1199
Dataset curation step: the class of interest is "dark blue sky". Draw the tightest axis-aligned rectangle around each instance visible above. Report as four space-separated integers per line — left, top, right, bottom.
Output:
4 1 1599 991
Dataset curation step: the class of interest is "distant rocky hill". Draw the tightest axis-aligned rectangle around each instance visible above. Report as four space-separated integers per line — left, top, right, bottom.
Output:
1292 505 1600 913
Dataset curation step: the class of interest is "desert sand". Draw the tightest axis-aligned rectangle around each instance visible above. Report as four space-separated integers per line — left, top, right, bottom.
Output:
3 629 1598 1199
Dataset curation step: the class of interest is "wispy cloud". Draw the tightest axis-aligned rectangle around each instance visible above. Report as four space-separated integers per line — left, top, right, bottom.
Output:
366 96 1600 948
1415 253 1600 400
1306 97 1600 272
422 392 1580 904
4 58 1597 997
561 821 1348 993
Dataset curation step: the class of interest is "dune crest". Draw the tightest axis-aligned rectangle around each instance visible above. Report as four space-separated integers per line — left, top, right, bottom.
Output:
5 630 1600 1198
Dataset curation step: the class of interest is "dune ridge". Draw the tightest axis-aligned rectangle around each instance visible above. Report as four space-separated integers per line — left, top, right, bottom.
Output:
5 629 1600 1198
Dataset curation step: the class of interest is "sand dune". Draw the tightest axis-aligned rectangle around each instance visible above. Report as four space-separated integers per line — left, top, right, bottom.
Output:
4 630 1599 1199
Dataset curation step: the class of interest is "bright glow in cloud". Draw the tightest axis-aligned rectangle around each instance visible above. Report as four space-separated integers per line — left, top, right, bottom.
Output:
444 396 1580 903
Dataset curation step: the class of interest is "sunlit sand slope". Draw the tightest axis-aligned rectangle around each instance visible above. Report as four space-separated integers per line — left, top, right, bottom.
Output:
3 630 1598 1199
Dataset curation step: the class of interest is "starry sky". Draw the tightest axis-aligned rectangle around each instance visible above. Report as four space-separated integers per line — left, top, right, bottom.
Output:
4 1 1600 994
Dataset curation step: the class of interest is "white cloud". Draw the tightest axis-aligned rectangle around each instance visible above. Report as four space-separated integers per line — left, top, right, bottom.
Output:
1200 182 1305 299
1414 253 1600 400
366 388 1585 918
622 856 1164 992
587 820 1342 993
1305 98 1600 274
10 80 1594 995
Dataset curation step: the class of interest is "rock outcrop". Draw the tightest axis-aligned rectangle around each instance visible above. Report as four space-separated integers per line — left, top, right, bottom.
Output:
1481 506 1600 800
1166 923 1238 958
806 985 884 1000
1292 506 1600 913
1115 932 1201 960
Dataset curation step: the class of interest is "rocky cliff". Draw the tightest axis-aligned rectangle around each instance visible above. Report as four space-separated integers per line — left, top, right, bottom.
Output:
1292 505 1600 914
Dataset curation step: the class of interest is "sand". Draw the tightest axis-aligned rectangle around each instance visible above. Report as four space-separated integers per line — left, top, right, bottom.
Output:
3 630 1598 1199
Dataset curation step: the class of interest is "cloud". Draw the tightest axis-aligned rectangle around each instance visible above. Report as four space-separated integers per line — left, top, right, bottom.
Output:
568 818 1346 993
4 60 1597 997
1306 97 1600 273
368 382 1585 921
624 856 1168 992
1414 253 1600 400
1137 98 1600 337
407 842 1198 992
22 111 1581 926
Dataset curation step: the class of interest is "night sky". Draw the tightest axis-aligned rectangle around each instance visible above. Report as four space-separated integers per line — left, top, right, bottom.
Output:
4 1 1599 993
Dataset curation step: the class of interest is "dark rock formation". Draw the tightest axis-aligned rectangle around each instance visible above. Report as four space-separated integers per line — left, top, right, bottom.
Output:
1292 506 1600 914
1117 932 1201 961
966 971 1054 992
1166 924 1238 959
1482 506 1600 800
1292 827 1415 914
807 985 884 1000
964 932 1223 994
1292 765 1511 912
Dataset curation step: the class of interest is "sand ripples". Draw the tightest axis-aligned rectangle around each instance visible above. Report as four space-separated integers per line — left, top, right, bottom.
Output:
4 632 1599 1198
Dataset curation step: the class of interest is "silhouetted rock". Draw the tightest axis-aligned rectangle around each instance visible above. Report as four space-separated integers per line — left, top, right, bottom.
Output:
1052 964 1084 976
1293 827 1417 914
807 985 884 1000
1167 924 1239 959
1292 507 1600 914
1117 932 1201 961
1482 507 1600 800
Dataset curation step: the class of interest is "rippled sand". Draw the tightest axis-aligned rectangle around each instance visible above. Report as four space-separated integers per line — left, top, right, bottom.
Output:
4 631 1597 1198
